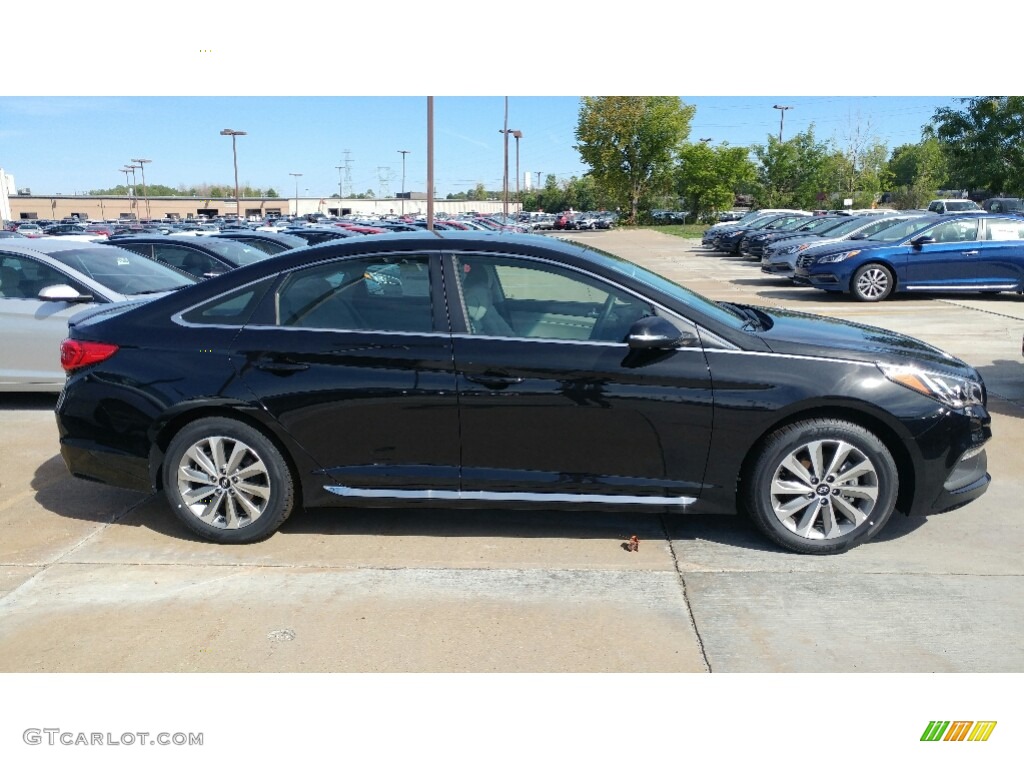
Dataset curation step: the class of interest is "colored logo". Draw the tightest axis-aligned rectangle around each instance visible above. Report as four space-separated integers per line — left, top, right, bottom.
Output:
921 721 997 742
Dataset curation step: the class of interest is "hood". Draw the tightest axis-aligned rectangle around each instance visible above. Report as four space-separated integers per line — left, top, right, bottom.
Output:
750 305 975 376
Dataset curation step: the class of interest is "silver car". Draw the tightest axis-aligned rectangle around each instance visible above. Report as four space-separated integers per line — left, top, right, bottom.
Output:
0 238 196 392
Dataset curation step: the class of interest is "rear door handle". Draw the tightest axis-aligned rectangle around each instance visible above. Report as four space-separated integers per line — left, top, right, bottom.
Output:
962 250 979 256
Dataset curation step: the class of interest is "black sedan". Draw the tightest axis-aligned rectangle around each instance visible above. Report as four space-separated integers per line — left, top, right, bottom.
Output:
104 234 275 279
55 232 991 554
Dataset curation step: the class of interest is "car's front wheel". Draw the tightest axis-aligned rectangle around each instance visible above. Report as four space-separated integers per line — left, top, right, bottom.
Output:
743 419 898 554
851 263 894 301
162 417 295 544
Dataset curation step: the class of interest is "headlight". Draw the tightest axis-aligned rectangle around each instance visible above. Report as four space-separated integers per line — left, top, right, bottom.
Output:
817 249 861 263
879 364 985 409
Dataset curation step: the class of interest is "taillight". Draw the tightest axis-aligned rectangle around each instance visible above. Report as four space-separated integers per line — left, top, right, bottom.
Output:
60 339 120 373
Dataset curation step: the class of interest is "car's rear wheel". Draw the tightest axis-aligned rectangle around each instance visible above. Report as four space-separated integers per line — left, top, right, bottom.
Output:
743 419 898 554
851 263 894 301
162 418 295 544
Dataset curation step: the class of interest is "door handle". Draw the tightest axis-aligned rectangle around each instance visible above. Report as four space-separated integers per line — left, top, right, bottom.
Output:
962 250 979 256
255 357 309 373
465 373 524 389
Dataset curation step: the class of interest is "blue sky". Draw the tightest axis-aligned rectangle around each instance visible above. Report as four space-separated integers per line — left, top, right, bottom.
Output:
1 3 1006 201
0 95 964 199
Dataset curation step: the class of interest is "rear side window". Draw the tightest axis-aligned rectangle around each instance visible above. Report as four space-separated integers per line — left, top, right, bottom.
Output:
984 218 1024 241
276 255 433 333
181 278 274 326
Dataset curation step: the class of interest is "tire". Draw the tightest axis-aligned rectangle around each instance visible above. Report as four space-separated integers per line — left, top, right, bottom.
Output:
743 419 898 555
851 263 894 302
162 417 295 544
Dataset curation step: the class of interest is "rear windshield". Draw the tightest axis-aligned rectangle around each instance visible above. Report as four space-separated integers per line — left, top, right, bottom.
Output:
180 237 271 266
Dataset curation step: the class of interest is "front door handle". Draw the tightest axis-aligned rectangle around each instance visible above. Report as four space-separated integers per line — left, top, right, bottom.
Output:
255 357 309 373
464 373 524 389
962 250 979 256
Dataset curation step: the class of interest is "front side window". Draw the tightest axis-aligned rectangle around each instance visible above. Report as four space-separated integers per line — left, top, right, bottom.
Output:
921 219 980 243
455 255 655 343
0 255 80 299
276 254 433 333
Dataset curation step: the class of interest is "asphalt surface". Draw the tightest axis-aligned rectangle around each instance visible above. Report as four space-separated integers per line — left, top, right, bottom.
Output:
0 228 1022 673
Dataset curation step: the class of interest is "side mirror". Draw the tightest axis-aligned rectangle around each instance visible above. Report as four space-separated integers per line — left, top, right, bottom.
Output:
627 316 689 350
910 235 935 248
38 284 93 303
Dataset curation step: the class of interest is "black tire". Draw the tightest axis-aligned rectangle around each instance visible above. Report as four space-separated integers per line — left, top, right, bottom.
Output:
162 417 295 544
851 263 894 302
743 419 898 555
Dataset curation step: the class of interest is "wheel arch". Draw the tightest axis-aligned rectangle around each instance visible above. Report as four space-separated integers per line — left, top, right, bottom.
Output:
148 405 305 510
736 404 917 517
851 259 899 297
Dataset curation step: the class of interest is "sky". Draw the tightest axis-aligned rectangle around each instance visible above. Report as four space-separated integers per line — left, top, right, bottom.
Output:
0 95 964 200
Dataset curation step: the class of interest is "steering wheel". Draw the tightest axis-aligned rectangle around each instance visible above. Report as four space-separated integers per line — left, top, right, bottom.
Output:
590 294 617 341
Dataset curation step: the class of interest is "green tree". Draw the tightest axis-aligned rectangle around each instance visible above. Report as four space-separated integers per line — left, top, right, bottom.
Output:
575 96 695 224
752 127 835 209
928 96 1024 195
886 138 947 208
676 142 757 223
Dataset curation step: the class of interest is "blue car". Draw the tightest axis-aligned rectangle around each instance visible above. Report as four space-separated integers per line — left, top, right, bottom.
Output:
794 213 1024 301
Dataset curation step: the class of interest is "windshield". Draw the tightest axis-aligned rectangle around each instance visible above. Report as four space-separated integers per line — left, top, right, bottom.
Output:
46 246 197 295
815 217 882 237
864 217 938 243
776 218 813 231
795 217 844 233
582 245 746 330
853 216 915 238
945 200 980 211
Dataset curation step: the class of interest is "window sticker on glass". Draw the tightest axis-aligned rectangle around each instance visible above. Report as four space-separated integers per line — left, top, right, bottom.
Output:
988 224 1022 241
117 256 131 266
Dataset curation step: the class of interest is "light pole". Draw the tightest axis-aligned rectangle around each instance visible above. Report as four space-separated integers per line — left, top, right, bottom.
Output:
123 165 139 220
499 95 510 220
336 165 344 212
220 129 246 221
773 105 793 142
289 173 302 218
397 150 410 216
131 158 151 220
119 167 132 218
511 130 523 207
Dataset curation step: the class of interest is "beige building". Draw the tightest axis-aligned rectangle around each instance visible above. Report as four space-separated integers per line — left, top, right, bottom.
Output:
4 194 519 222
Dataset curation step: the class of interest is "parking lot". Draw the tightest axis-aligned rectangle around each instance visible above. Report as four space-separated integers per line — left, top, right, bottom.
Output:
0 228 1022 673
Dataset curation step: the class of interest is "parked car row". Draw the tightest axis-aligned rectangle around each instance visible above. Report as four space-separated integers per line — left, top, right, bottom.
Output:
702 209 1024 302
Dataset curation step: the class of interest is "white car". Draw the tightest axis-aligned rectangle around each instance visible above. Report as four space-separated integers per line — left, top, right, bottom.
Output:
0 238 196 392
927 199 981 214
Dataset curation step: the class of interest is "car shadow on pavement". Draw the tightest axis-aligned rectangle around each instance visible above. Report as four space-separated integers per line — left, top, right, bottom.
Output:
29 451 930 553
0 393 59 411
